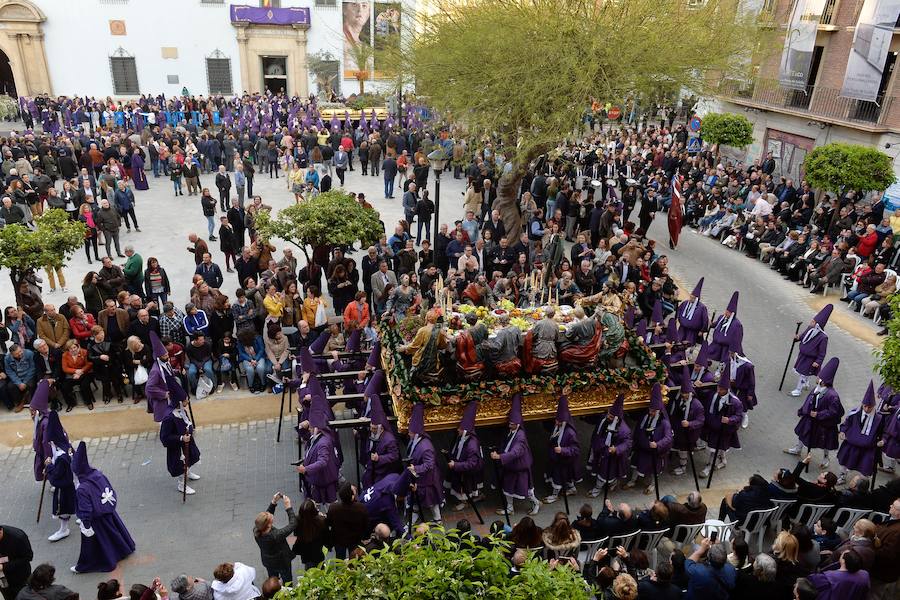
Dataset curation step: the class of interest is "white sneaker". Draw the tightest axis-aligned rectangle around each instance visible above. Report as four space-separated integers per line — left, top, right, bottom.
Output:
178 483 196 495
495 506 514 516
819 459 830 469
528 502 540 515
542 494 559 504
790 389 802 397
673 466 686 476
452 502 466 511
741 412 749 429
48 528 70 542
70 566 79 574
216 383 225 394
188 471 201 480
700 465 711 478
695 441 707 450
587 487 602 498
783 446 801 455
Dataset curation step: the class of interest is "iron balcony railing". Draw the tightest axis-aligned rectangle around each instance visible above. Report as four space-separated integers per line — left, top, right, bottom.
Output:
718 77 893 127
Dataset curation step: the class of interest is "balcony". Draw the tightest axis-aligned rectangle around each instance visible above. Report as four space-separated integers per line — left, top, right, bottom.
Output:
718 77 894 129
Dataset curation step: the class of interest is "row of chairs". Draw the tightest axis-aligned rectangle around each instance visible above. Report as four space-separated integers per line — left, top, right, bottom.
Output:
739 499 891 554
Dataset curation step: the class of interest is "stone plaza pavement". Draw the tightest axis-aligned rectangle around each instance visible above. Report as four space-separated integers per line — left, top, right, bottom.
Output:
0 153 895 594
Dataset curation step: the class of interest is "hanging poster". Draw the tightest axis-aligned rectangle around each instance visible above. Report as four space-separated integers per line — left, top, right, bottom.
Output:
778 0 827 90
841 0 900 101
343 1 372 78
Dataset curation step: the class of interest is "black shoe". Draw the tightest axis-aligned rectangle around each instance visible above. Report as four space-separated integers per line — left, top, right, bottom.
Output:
669 239 675 250
65 405 74 412
210 236 218 241
117 254 126 258
878 328 889 336
840 297 850 302
87 258 92 264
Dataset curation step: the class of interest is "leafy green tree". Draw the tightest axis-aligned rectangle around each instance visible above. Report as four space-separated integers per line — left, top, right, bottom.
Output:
699 112 754 149
411 0 758 241
281 529 592 599
254 191 383 264
875 294 900 392
0 209 84 303
347 41 375 96
803 143 896 194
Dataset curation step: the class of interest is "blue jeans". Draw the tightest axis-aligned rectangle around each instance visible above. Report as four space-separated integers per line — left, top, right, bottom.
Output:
846 291 870 304
151 157 160 177
384 177 394 198
173 178 182 194
187 361 215 392
206 215 215 238
242 359 270 389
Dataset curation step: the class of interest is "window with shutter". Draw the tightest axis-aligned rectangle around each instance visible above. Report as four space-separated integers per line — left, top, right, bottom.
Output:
207 57 233 95
110 56 139 95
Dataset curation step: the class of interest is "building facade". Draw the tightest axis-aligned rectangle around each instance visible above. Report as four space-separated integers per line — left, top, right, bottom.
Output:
712 0 900 184
0 0 413 99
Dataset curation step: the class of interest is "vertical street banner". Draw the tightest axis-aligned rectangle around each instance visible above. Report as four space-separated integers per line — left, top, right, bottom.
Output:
342 1 373 78
778 0 827 90
374 1 402 77
841 0 900 101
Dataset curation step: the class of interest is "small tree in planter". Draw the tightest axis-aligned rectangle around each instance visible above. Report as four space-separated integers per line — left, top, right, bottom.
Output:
803 142 896 195
347 42 375 96
699 112 754 152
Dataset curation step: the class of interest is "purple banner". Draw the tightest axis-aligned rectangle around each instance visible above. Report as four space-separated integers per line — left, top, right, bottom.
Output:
230 5 310 26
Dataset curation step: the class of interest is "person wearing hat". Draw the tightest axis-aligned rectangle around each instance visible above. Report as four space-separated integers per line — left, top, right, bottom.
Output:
361 392 401 488
676 278 709 345
647 300 666 346
881 395 900 474
688 341 717 415
360 469 411 537
295 394 340 507
29 379 52 483
790 305 832 397
543 394 582 504
446 401 484 511
670 366 706 476
159 389 201 495
490 393 540 516
43 410 76 542
146 331 189 423
836 381 885 485
700 360 744 477
728 339 756 429
587 394 632 497
707 291 742 367
785 357 844 470
405 403 444 523
70 441 136 573
625 383 673 493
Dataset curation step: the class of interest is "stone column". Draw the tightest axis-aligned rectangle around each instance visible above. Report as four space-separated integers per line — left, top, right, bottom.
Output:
292 24 309 99
234 23 253 93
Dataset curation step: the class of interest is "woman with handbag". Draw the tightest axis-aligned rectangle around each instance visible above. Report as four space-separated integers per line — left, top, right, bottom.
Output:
122 335 152 404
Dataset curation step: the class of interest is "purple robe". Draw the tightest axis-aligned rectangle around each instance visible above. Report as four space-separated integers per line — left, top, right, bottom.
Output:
408 435 443 508
131 154 149 190
795 387 843 450
730 357 757 411
498 428 534 498
883 405 900 459
793 327 828 376
303 431 339 504
837 410 884 476
74 472 135 573
32 415 50 481
362 429 401 488
145 361 185 423
587 416 632 480
669 396 705 451
690 367 717 410
708 315 743 362
676 300 709 344
808 569 870 600
701 392 743 450
159 411 200 477
546 422 583 487
361 473 406 534
47 452 77 517
632 413 673 476
446 432 484 500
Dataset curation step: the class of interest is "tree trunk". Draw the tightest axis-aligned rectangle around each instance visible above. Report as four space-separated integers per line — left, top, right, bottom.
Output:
9 268 25 306
495 168 525 245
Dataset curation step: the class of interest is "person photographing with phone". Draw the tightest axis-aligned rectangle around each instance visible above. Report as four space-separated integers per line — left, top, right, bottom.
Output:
684 536 736 599
253 492 296 585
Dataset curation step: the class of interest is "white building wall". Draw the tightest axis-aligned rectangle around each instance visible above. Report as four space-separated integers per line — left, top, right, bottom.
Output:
34 0 410 98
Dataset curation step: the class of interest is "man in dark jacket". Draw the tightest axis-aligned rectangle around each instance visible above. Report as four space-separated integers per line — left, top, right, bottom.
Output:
253 493 296 584
663 491 708 526
382 155 398 198
325 482 370 559
215 165 232 212
0 524 33 600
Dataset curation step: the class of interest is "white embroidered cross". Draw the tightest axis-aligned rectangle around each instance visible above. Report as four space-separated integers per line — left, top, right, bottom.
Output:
100 487 116 506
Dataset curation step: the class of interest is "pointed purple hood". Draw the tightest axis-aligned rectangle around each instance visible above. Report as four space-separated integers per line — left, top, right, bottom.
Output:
862 380 875 407
150 330 167 359
651 300 663 325
72 441 96 479
718 360 731 388
369 393 388 427
695 341 709 367
608 393 625 419
813 304 833 328
345 328 362 353
298 346 318 375
666 319 679 344
691 277 704 299
366 340 381 369
408 402 426 435
508 393 524 426
635 320 647 339
30 378 51 415
726 291 739 314
556 394 573 425
45 410 71 452
624 306 635 328
310 331 331 355
459 401 478 432
309 395 330 430
365 370 385 399
649 382 666 412
818 356 839 387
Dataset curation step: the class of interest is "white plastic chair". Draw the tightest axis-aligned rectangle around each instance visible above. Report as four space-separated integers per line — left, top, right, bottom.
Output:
869 511 891 524
796 503 834 530
670 523 705 547
770 499 796 533
833 507 873 537
636 529 670 569
607 529 642 552
577 537 608 567
740 507 778 554
701 519 738 543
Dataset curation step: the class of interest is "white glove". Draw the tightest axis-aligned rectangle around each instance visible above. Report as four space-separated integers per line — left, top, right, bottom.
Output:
80 523 95 537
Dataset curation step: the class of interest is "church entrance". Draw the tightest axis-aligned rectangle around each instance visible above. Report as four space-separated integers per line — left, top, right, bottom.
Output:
262 56 287 94
0 48 15 96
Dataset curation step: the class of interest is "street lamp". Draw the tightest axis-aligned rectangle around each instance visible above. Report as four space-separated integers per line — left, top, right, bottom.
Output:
427 149 448 244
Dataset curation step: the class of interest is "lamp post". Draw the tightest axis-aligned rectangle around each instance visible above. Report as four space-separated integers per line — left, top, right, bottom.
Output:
427 149 448 245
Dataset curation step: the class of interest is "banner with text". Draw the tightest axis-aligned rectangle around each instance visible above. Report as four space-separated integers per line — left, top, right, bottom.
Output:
778 0 827 90
841 0 900 101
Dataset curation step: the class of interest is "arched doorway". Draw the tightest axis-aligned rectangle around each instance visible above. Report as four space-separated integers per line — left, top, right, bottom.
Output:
0 48 16 96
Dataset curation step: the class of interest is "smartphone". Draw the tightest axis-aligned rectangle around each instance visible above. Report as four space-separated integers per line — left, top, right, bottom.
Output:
710 530 718 543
